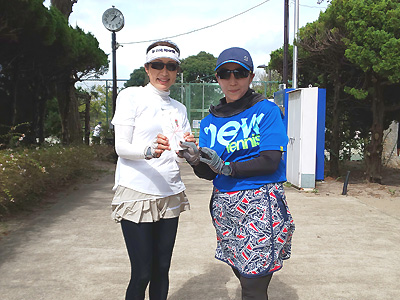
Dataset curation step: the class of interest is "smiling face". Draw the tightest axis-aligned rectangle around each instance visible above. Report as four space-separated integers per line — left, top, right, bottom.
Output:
216 62 255 103
145 57 178 92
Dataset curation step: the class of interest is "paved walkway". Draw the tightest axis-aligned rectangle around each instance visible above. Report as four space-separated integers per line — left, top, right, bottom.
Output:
0 163 399 300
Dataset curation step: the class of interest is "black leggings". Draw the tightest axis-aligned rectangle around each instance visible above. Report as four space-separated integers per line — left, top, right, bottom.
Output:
232 267 273 300
121 217 179 300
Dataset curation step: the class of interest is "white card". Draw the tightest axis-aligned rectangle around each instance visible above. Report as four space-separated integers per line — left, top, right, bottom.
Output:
160 108 184 150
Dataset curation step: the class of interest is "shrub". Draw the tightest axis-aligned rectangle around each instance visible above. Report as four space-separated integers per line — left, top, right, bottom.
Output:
0 144 114 219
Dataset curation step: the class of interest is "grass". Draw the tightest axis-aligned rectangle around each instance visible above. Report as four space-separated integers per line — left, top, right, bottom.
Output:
0 144 115 220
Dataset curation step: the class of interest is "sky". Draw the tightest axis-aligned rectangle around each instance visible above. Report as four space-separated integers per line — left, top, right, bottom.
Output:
43 0 328 81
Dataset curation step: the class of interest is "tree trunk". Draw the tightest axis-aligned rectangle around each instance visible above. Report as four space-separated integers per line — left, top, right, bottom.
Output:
37 78 51 144
365 80 385 183
10 72 18 129
55 75 82 144
329 74 341 177
50 0 81 144
30 88 39 144
84 93 91 145
30 80 47 145
37 98 46 144
56 77 71 144
67 84 82 144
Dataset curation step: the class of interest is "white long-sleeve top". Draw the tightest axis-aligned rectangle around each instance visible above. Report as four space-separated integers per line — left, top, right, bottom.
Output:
111 84 191 196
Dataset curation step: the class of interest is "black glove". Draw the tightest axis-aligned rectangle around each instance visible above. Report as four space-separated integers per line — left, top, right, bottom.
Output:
199 147 224 174
179 141 200 166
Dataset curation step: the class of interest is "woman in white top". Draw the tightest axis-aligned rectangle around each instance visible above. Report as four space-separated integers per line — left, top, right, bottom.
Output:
111 40 195 300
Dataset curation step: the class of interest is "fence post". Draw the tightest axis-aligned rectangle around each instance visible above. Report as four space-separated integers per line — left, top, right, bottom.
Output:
186 84 191 124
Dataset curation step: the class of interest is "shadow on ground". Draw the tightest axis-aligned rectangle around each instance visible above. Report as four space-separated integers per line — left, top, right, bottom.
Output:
168 264 298 300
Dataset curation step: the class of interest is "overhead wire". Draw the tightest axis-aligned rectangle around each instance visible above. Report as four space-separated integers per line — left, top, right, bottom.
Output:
291 0 327 9
119 0 271 45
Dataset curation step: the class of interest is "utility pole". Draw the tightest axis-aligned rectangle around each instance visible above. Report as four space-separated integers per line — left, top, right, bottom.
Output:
293 0 300 89
283 0 289 87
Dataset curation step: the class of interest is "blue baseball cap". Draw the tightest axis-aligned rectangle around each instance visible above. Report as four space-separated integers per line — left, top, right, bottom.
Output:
215 47 254 72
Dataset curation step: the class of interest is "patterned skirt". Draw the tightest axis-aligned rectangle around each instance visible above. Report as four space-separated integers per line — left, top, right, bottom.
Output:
211 183 295 278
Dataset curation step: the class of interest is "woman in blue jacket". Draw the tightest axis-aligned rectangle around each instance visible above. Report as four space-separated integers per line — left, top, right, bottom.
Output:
181 47 295 300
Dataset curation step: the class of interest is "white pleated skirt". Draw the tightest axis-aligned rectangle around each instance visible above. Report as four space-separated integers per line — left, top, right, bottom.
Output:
111 185 190 223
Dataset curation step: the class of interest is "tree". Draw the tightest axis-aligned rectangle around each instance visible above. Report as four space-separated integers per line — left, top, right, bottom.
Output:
125 67 148 87
269 0 400 182
252 69 281 99
269 45 293 85
0 0 108 146
296 14 360 177
50 0 108 144
180 51 217 83
85 84 113 126
50 0 77 18
329 0 400 182
0 0 60 145
44 97 62 140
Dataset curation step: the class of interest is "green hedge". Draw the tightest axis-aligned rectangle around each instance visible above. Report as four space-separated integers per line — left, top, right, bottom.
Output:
0 144 114 219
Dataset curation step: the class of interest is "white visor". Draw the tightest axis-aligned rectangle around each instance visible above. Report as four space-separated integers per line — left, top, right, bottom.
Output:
146 45 180 64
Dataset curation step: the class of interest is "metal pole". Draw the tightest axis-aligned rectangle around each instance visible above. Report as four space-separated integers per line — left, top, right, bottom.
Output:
105 80 109 126
181 73 184 103
186 84 191 125
264 81 267 98
268 69 272 95
342 171 351 195
112 31 117 117
202 85 205 119
283 0 289 86
293 0 299 89
111 31 118 163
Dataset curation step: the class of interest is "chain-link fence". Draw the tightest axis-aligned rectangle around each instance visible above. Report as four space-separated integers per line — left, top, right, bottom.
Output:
170 83 222 136
170 81 277 137
81 79 278 137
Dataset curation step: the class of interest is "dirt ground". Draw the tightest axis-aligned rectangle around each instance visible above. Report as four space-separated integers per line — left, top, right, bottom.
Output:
310 160 400 219
0 161 115 239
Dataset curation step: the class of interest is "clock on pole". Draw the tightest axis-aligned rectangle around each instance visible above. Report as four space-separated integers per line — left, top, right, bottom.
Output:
102 6 124 122
102 7 124 32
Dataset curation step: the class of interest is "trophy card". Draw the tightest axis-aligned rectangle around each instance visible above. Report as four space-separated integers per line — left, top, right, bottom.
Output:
160 108 184 150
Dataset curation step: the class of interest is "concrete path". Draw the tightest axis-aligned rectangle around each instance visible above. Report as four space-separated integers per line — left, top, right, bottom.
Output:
0 163 399 300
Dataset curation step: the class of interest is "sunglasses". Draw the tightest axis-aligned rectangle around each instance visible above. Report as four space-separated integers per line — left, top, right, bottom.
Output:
216 68 251 80
149 61 179 71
